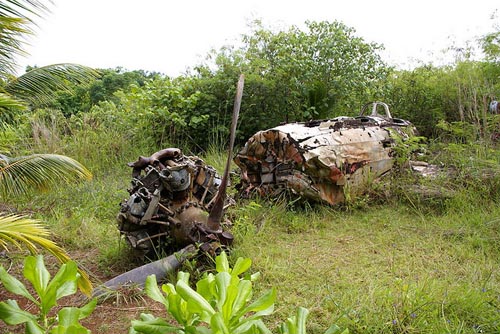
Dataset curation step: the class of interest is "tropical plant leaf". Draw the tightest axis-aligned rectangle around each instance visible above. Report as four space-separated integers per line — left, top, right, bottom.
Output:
0 266 36 302
131 316 181 334
0 214 64 255
56 306 93 329
0 0 50 22
0 153 92 197
0 299 37 325
0 214 93 295
231 257 252 277
0 0 51 78
0 16 30 77
0 92 26 111
23 254 51 299
42 259 79 314
236 288 276 320
5 64 100 106
76 298 97 320
144 275 168 306
176 280 215 320
216 251 230 273
210 312 229 334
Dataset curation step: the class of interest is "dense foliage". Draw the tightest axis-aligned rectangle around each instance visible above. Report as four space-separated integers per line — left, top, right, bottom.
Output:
9 19 496 152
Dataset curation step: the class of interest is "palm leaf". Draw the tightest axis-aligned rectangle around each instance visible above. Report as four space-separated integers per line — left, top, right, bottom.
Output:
0 154 92 197
0 1 50 22
0 0 51 78
0 17 30 77
0 92 26 111
5 64 100 106
0 214 92 295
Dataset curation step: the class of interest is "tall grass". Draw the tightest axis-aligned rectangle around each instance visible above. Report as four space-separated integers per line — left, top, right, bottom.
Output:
231 201 500 333
3 112 500 333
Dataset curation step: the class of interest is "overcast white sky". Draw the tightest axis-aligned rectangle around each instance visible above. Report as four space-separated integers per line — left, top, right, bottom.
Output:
17 0 499 76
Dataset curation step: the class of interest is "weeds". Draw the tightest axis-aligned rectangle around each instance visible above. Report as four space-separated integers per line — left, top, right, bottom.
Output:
2 110 500 333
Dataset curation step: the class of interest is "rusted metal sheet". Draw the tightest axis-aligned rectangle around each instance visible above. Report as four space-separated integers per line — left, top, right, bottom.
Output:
235 102 416 205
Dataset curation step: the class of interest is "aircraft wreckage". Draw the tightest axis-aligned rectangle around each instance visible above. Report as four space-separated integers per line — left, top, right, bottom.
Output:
234 101 417 205
95 85 419 295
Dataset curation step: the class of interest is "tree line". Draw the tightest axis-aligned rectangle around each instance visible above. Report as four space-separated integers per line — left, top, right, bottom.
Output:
4 18 500 152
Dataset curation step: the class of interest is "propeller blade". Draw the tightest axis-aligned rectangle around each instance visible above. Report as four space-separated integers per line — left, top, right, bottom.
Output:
207 74 245 231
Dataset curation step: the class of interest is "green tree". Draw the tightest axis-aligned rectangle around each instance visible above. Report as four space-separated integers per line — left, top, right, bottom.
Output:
384 66 446 137
189 20 390 147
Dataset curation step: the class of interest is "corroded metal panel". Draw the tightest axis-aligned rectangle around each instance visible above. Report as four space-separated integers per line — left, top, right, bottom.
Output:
235 107 416 205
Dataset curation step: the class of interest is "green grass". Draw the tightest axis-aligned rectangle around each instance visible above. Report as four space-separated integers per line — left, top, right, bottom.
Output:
3 121 500 333
231 201 500 333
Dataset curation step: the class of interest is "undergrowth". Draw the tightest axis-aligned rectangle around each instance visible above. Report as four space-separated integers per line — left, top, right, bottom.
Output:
2 114 500 333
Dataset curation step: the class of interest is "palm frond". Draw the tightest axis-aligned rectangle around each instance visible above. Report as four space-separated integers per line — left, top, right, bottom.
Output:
0 1 52 78
0 16 30 77
0 213 92 295
0 153 92 197
0 0 51 23
0 92 26 111
5 63 100 106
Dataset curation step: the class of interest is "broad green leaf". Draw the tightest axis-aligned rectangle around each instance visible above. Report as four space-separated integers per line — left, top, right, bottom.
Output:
0 299 37 325
177 271 190 284
252 319 273 334
0 266 36 302
167 292 187 325
26 320 45 334
231 257 252 277
196 273 215 301
50 324 90 334
184 325 204 334
215 252 230 273
52 261 79 299
295 307 309 334
280 323 290 334
222 283 239 322
193 326 211 334
210 312 229 334
162 282 176 295
229 280 252 321
233 319 272 334
249 272 261 282
41 261 78 315
176 280 215 318
236 288 276 319
131 317 182 334
56 307 81 328
145 275 167 306
77 298 97 319
215 272 231 309
23 255 50 299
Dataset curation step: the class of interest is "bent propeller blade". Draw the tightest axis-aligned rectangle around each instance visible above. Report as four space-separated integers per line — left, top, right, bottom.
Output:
207 74 244 231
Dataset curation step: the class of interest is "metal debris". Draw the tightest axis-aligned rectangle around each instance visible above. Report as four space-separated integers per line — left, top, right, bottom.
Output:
117 148 233 258
234 102 417 205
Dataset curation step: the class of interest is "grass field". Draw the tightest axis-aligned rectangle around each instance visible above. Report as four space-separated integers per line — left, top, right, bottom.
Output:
2 139 500 333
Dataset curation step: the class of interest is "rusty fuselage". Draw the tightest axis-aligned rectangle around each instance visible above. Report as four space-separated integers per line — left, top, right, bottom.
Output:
234 106 416 205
